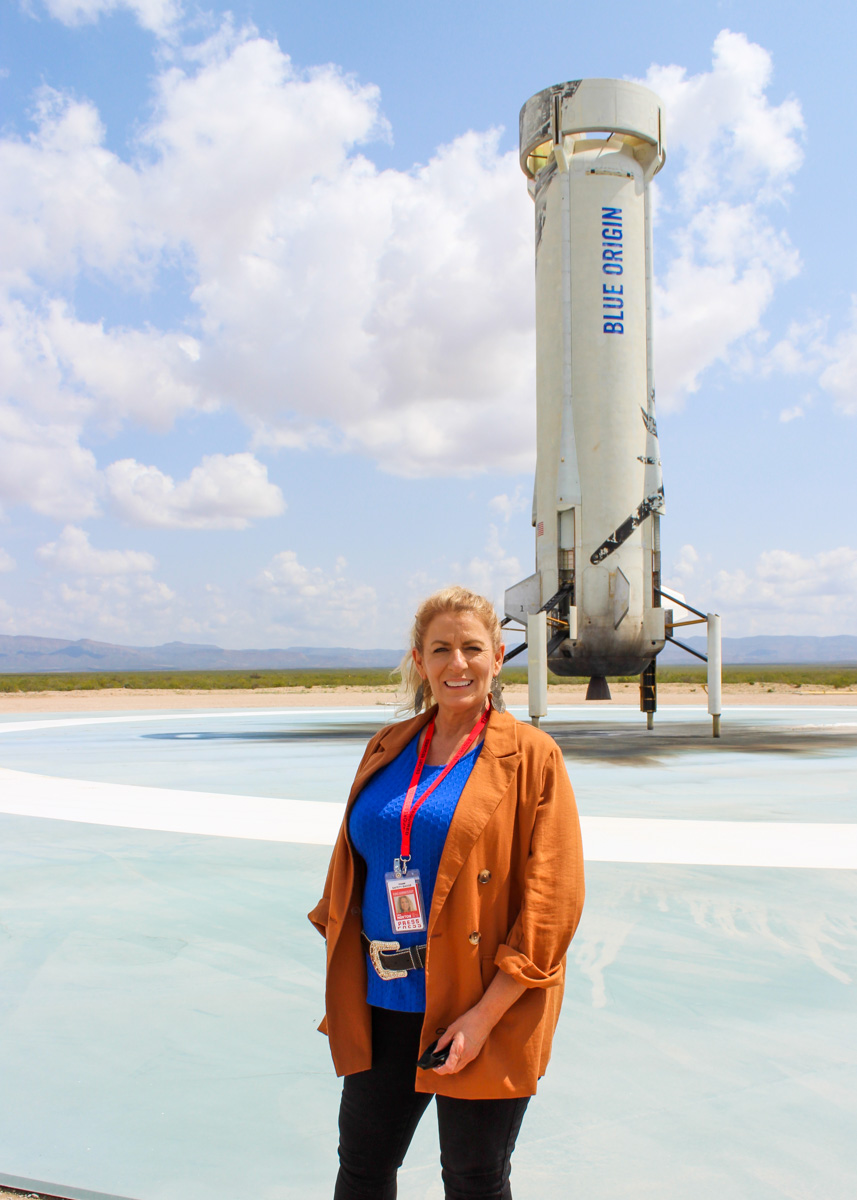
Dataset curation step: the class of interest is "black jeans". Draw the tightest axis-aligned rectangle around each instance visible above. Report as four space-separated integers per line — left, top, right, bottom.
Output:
334 1006 530 1200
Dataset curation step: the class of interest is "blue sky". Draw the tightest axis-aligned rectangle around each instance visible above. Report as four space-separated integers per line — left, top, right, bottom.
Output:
0 0 855 649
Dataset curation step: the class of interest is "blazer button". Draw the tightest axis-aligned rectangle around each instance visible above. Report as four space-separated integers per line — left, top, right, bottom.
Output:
351 906 360 916
477 869 491 884
468 931 481 945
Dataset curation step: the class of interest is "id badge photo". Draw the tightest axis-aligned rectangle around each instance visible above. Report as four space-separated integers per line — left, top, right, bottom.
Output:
384 870 427 934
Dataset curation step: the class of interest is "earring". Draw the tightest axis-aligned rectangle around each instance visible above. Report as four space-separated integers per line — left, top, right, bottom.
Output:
490 674 506 713
414 683 424 714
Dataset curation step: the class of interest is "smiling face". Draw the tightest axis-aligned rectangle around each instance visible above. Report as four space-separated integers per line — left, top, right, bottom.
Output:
412 609 504 723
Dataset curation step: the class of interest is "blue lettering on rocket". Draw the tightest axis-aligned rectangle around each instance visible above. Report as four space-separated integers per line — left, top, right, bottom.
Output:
601 207 624 332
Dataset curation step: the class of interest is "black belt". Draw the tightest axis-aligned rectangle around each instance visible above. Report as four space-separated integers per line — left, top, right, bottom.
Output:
362 931 427 976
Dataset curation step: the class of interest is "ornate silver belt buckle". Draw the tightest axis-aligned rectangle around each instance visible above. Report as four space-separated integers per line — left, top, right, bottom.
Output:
368 938 407 981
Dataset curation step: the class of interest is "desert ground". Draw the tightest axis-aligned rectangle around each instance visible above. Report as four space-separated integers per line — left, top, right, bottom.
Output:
0 680 854 715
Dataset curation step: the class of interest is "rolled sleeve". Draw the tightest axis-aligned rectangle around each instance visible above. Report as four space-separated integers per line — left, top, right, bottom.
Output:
494 943 565 988
494 743 585 989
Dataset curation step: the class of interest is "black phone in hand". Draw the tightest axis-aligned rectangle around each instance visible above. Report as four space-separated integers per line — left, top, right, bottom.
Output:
417 1038 451 1069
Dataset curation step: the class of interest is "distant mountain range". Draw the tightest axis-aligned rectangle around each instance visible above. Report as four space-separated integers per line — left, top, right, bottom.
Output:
658 635 857 665
502 635 857 668
1 633 855 673
0 636 402 673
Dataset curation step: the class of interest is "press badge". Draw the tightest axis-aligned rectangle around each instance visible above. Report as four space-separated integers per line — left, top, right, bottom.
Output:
384 869 427 934
385 707 489 940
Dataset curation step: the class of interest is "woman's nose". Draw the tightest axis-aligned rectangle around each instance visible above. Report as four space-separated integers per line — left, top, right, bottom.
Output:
449 648 467 670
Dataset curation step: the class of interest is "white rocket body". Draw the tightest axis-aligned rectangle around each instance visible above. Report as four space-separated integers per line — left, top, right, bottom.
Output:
506 79 668 679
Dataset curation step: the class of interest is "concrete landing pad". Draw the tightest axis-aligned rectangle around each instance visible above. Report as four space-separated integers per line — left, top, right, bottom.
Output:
1 707 855 1199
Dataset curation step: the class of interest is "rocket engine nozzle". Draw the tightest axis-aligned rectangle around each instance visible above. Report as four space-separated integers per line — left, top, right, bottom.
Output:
585 676 612 702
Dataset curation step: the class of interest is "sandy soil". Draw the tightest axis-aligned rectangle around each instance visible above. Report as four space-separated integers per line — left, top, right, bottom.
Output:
0 681 854 714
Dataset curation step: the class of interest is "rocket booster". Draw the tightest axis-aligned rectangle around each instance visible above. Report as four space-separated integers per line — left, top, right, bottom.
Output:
505 79 668 681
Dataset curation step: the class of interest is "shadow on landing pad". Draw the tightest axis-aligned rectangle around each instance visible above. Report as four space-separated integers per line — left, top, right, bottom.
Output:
547 721 857 764
142 720 857 766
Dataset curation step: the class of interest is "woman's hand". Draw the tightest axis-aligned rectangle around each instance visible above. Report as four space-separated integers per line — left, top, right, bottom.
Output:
431 969 527 1075
432 1007 491 1075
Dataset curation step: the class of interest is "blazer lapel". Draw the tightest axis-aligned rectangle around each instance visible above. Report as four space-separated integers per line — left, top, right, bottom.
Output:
326 708 434 959
428 709 522 935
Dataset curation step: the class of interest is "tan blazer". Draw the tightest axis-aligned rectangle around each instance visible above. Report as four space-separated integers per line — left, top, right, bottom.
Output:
307 705 585 1099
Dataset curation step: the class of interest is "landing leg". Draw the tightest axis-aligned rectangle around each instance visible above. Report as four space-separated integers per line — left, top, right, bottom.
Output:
707 613 722 738
640 658 657 730
527 611 548 729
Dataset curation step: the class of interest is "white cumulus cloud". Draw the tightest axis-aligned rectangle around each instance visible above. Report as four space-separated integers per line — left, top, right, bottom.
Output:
43 302 203 432
0 21 826 519
763 300 857 417
646 29 804 207
257 550 377 637
0 89 158 286
665 544 857 635
818 300 857 416
160 46 535 476
32 525 175 639
0 403 99 519
0 549 16 572
38 0 181 38
457 525 522 616
36 525 157 575
643 30 805 410
490 485 531 524
779 404 805 423
51 574 177 639
105 452 285 529
671 544 699 580
654 202 799 404
0 24 534 484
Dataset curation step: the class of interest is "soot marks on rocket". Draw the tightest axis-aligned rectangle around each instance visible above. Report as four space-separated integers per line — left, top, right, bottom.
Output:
590 492 664 564
535 197 548 254
641 406 658 436
533 161 556 254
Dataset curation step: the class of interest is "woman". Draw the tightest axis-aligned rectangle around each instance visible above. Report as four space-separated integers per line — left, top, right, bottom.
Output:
308 586 584 1199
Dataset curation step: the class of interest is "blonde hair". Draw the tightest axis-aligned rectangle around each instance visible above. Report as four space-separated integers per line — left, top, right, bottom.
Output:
394 586 503 715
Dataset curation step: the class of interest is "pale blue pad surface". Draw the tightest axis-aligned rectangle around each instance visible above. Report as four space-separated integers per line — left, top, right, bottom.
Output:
1 706 855 1198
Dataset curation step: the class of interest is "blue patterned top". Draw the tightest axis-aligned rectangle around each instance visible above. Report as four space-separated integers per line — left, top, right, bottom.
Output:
349 730 483 1012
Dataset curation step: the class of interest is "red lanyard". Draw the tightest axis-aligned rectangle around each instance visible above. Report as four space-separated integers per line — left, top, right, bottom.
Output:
399 706 490 862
